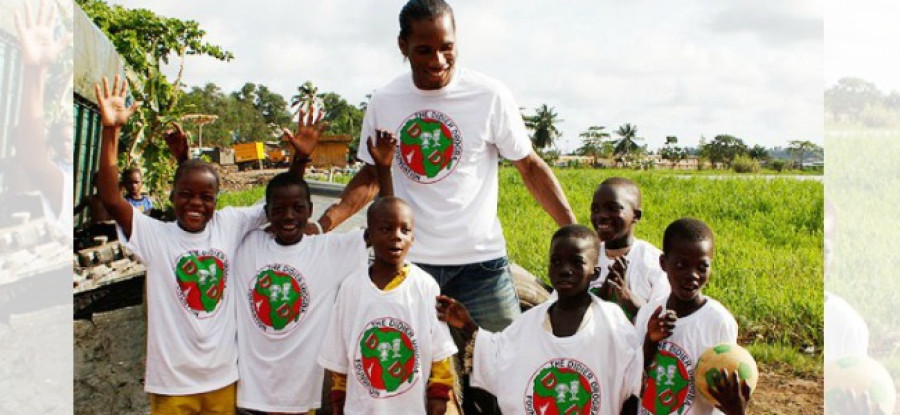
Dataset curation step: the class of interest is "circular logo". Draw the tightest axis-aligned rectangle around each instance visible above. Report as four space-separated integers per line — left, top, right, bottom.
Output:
640 341 695 415
174 250 227 318
353 317 420 398
248 264 310 334
525 358 600 415
396 110 462 184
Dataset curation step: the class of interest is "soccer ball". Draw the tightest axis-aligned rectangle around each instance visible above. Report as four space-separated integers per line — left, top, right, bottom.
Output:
825 355 896 414
694 343 759 406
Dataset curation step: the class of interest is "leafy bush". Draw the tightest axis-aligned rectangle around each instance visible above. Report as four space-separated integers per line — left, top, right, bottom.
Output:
772 159 786 173
732 155 761 173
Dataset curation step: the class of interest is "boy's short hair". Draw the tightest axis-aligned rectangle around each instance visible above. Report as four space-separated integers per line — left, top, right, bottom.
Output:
265 172 312 205
597 177 642 208
662 218 714 253
367 196 412 225
173 159 220 190
399 0 455 40
551 224 601 255
121 167 142 183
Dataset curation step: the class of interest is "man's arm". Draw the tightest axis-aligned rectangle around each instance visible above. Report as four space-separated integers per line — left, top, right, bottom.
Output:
512 151 576 226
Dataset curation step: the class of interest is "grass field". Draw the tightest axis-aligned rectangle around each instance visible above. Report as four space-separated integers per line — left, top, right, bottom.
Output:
218 167 824 373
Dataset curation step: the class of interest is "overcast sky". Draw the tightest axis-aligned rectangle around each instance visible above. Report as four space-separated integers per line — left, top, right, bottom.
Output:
825 0 900 94
106 0 824 152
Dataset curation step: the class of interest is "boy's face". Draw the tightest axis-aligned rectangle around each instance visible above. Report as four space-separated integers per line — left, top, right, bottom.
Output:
398 13 456 90
590 184 641 244
548 236 599 298
170 169 218 233
366 203 414 266
660 238 714 303
266 184 311 245
124 171 143 197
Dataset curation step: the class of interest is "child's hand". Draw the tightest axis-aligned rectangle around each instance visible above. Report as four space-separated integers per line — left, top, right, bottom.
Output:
709 368 751 415
94 75 141 128
163 122 189 163
282 103 327 159
646 306 676 343
367 130 397 168
14 0 72 67
427 397 447 415
436 295 477 334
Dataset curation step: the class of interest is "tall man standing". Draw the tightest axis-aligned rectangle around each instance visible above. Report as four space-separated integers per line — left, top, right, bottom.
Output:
311 1 576 412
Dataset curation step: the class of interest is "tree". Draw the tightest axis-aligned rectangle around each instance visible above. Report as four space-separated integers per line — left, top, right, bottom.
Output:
824 77 882 122
701 134 748 168
787 140 822 168
523 104 562 149
611 123 643 166
291 81 319 115
660 136 688 169
79 0 233 194
319 92 365 158
577 125 612 166
748 144 769 161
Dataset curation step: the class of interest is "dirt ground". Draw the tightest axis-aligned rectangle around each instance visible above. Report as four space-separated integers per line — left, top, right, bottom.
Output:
750 366 823 414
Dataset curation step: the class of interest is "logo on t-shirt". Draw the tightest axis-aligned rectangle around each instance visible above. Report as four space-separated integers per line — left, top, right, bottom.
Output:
525 358 601 415
396 110 462 184
640 341 695 415
353 317 420 398
248 264 310 334
174 249 227 318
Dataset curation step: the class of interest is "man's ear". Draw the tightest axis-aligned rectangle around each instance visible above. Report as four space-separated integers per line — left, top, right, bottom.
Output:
658 254 666 271
398 36 408 59
633 208 643 222
363 228 372 247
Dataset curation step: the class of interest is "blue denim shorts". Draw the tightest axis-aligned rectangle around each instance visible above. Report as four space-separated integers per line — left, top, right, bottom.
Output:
416 256 521 333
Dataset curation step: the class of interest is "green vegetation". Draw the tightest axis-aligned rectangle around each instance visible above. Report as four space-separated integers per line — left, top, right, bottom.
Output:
218 167 823 374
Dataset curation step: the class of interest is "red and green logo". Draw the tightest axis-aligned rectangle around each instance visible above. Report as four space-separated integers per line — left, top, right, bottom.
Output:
353 317 420 398
525 358 600 415
174 250 227 318
249 264 309 334
396 110 462 184
640 341 695 415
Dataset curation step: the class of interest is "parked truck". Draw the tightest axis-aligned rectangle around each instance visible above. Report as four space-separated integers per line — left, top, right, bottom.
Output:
232 142 266 171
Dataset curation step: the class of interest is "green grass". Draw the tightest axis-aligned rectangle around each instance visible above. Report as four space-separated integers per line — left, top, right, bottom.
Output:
746 342 821 378
217 167 824 369
499 168 823 350
217 186 265 209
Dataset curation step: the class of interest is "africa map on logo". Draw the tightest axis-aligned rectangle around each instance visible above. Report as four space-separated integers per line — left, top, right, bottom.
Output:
525 358 600 415
249 264 309 333
396 110 462 184
174 250 227 318
640 341 695 415
354 317 420 398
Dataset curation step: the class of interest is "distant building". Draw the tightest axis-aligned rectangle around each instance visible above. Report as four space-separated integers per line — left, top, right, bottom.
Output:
311 134 352 168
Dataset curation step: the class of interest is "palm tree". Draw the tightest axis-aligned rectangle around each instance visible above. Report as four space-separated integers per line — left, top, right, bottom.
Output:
612 123 643 165
523 104 562 150
290 81 319 114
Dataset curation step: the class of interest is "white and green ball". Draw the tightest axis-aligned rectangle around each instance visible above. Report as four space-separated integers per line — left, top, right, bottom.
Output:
694 343 759 406
825 355 896 414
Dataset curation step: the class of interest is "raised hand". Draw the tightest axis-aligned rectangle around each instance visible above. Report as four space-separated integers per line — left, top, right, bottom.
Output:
709 368 752 415
14 0 72 67
282 102 327 159
367 130 397 168
646 306 676 343
163 122 190 163
94 75 141 128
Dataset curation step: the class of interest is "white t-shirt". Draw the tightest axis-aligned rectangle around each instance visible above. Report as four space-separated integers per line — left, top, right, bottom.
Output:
634 296 739 415
357 68 533 265
119 205 266 395
234 229 367 412
471 296 643 415
317 264 458 415
589 239 670 302
824 291 868 361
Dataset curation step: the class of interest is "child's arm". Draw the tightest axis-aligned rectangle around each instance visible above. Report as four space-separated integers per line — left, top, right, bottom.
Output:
436 295 479 342
366 130 397 197
708 368 752 415
427 357 454 415
281 102 327 178
642 306 676 372
162 122 189 164
94 76 142 238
